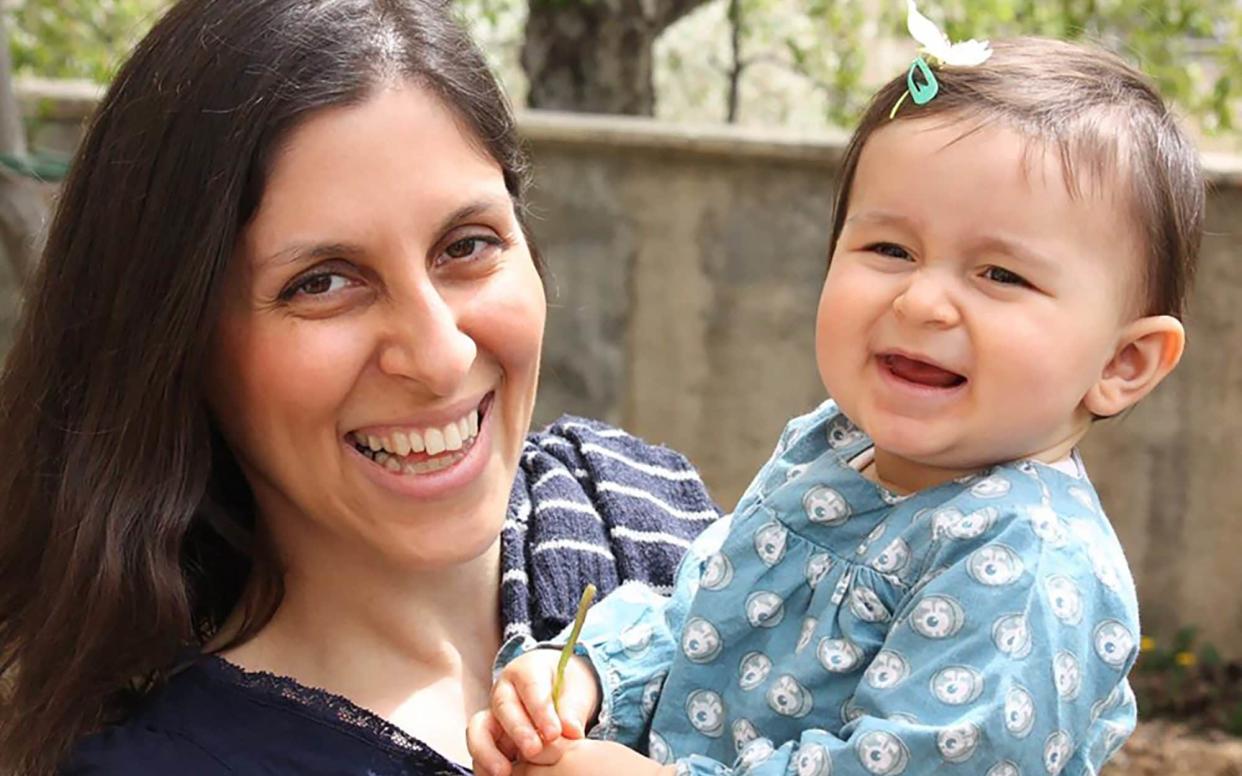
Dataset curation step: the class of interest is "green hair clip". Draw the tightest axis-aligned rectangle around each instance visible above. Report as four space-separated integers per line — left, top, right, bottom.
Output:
891 0 992 119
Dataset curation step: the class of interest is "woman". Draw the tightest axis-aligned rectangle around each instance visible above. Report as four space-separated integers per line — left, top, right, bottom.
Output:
0 1 719 773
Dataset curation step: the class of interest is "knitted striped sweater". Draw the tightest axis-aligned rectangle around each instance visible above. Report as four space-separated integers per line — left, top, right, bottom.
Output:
501 415 722 644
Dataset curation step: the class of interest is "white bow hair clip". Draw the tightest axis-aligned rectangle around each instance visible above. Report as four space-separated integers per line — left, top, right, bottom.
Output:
890 1 992 117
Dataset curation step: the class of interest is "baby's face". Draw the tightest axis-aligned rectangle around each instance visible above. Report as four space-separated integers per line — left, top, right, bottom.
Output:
818 117 1140 474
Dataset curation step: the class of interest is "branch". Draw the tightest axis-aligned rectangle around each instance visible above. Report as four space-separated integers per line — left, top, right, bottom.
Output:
0 14 47 281
655 0 715 30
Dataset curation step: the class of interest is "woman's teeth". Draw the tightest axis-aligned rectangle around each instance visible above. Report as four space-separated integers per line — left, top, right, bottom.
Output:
351 408 480 475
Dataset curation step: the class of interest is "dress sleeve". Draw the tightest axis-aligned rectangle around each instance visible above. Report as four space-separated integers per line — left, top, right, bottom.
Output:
671 507 1139 776
572 517 734 750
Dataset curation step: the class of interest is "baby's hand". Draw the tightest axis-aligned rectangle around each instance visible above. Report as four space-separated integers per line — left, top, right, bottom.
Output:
466 649 600 776
511 739 676 776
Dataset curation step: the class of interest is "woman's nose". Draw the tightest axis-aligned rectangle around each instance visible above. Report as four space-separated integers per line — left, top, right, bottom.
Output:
377 280 477 396
892 270 961 328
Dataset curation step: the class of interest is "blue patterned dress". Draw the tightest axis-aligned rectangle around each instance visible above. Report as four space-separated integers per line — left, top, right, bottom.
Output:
562 400 1139 776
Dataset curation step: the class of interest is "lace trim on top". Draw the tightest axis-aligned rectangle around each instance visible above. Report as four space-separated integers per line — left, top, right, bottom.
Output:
198 654 468 773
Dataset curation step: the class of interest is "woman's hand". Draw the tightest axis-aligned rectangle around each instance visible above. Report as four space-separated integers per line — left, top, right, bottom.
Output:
466 649 600 776
511 739 676 776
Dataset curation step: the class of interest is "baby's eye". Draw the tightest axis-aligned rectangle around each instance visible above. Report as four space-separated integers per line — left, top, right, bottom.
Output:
982 266 1031 288
866 242 913 261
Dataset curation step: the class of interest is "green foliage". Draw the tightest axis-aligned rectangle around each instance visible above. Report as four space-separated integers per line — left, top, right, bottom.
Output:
6 0 1242 137
7 0 169 83
777 0 870 127
1133 628 1242 736
926 0 1242 132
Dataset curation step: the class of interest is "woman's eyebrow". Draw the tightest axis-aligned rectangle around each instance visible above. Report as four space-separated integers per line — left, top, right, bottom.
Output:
256 196 513 269
258 241 364 269
432 195 512 235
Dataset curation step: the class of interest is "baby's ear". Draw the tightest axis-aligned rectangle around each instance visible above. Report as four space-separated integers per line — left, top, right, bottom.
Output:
1083 315 1185 418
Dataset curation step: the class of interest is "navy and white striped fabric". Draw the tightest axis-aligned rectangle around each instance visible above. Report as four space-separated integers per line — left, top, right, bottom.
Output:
500 415 722 644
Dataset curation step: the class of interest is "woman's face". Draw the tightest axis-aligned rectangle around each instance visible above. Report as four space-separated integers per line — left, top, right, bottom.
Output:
207 82 545 572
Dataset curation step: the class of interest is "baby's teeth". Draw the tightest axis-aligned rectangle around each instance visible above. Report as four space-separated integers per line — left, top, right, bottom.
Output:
393 431 411 456
409 429 425 453
367 435 384 452
443 422 463 451
467 409 479 438
425 428 445 455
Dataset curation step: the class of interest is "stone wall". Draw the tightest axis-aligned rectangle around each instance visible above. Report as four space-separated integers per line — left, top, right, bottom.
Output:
9 81 1242 655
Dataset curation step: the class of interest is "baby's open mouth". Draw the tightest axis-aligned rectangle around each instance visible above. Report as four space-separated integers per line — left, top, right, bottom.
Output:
347 394 492 475
881 354 966 388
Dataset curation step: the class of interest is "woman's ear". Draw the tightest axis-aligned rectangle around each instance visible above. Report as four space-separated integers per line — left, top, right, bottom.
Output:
1084 315 1185 418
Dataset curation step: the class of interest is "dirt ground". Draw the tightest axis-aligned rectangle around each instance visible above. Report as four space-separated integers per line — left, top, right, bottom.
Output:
1102 722 1242 776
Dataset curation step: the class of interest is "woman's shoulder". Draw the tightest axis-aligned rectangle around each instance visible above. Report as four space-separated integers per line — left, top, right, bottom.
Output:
63 663 238 774
62 658 445 775
65 721 230 775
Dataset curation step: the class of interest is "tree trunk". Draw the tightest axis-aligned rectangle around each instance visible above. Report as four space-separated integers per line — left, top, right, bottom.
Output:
0 14 48 283
521 0 714 115
725 0 742 123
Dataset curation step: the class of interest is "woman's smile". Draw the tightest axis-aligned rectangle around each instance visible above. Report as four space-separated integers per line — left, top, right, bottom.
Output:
345 392 498 499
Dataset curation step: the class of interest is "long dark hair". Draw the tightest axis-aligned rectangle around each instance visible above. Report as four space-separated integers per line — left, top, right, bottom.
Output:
0 1 535 772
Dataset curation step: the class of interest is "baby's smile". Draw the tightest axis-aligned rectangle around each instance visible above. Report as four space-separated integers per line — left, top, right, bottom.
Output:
877 352 967 389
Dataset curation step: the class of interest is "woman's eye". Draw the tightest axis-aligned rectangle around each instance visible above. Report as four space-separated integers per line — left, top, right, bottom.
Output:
441 235 502 264
982 266 1031 287
866 242 913 261
281 272 352 300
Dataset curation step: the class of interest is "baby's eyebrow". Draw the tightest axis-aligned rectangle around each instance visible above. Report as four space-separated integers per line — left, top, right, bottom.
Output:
970 235 1060 274
844 210 922 230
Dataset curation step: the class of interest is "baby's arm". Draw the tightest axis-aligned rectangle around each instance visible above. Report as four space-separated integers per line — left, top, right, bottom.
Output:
470 517 732 776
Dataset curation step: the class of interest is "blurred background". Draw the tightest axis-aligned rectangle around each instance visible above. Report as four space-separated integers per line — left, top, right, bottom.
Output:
0 1 1240 768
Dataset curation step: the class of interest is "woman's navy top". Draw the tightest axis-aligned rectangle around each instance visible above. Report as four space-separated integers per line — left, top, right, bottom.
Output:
64 417 720 774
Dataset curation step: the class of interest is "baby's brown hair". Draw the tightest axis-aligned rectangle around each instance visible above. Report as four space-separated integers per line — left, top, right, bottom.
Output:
829 37 1205 319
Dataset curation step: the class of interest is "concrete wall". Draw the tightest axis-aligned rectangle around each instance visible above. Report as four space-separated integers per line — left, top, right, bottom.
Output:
525 114 1242 656
9 82 1242 655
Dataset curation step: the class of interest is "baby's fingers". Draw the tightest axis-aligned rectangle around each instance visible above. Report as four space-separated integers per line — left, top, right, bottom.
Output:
508 662 563 742
466 711 517 776
492 678 551 759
